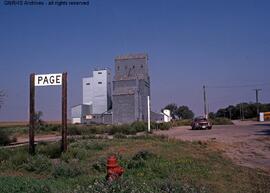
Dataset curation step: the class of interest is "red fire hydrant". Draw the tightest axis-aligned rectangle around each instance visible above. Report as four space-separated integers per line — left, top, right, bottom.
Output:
106 155 124 181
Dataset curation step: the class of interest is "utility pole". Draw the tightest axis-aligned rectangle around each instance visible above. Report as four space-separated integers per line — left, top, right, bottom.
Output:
239 104 242 120
254 89 262 117
241 103 245 120
203 85 208 118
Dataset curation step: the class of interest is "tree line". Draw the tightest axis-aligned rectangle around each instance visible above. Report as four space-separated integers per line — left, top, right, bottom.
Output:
210 102 270 120
163 102 270 121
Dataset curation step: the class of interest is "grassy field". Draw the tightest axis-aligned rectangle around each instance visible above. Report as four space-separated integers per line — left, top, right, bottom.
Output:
0 135 269 193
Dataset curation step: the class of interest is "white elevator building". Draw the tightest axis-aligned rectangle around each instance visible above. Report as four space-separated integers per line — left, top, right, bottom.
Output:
71 68 112 124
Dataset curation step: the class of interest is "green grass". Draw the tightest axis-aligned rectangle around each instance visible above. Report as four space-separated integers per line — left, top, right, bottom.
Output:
0 136 269 193
0 126 28 135
0 121 179 146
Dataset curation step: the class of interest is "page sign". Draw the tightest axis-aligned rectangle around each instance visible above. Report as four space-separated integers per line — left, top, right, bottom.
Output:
35 73 62 86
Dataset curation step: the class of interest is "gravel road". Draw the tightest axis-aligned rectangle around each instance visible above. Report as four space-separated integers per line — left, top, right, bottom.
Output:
154 121 270 173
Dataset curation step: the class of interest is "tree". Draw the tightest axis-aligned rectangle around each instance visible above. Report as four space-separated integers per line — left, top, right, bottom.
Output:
208 112 215 119
216 108 227 118
215 102 270 120
176 106 194 119
0 90 5 109
163 103 178 119
34 111 44 128
260 103 270 112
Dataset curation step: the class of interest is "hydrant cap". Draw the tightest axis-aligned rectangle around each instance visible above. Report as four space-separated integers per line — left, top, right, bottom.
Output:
107 155 118 167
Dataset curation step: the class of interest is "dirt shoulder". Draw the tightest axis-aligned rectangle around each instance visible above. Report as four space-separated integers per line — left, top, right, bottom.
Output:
154 122 270 173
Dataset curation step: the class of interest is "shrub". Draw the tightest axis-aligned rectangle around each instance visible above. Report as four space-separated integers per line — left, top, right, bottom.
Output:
150 122 159 130
108 122 148 135
23 155 52 174
37 143 62 159
127 151 157 169
108 125 121 135
114 133 127 139
84 125 108 134
92 157 107 173
0 149 10 161
9 151 28 168
39 124 60 132
0 129 13 146
70 125 109 136
68 125 82 135
62 147 87 161
158 122 172 130
132 150 156 161
70 140 107 151
69 177 203 193
172 119 192 127
71 178 146 193
85 142 107 151
0 176 52 193
130 121 147 132
127 159 146 169
52 161 83 178
210 117 233 125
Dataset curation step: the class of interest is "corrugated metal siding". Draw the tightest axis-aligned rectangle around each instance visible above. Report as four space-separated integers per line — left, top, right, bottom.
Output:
112 94 135 124
82 69 112 114
112 53 150 124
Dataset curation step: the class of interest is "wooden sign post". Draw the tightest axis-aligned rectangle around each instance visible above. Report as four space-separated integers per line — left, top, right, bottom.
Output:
29 73 35 155
29 72 67 154
61 72 67 152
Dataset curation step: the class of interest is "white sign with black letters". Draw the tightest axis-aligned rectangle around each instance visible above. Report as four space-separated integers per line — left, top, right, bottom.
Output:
35 73 62 86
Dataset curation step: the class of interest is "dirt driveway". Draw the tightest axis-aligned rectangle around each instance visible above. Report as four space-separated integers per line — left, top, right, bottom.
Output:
154 121 270 173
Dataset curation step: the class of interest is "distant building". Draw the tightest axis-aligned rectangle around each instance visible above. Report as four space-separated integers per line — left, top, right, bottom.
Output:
71 104 91 124
162 109 172 122
83 69 112 114
112 53 151 124
71 68 112 124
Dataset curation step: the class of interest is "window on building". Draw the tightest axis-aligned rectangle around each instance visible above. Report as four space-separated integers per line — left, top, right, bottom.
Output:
98 72 102 74
86 83 90 85
133 65 135 69
98 82 102 84
141 65 143 68
117 66 120 71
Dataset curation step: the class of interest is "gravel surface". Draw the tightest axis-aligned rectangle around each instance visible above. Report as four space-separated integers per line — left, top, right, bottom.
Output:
154 121 270 173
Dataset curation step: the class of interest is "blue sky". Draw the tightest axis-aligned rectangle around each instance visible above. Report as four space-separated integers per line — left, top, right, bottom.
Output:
0 0 270 121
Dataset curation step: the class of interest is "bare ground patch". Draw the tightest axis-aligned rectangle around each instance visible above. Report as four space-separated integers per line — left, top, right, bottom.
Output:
154 123 270 173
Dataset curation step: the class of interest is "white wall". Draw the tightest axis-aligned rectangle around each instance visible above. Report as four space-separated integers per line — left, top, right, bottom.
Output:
72 118 81 124
83 77 93 105
82 69 112 114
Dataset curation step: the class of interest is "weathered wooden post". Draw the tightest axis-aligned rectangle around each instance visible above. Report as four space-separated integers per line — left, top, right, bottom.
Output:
29 73 35 154
61 72 67 152
29 72 67 154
